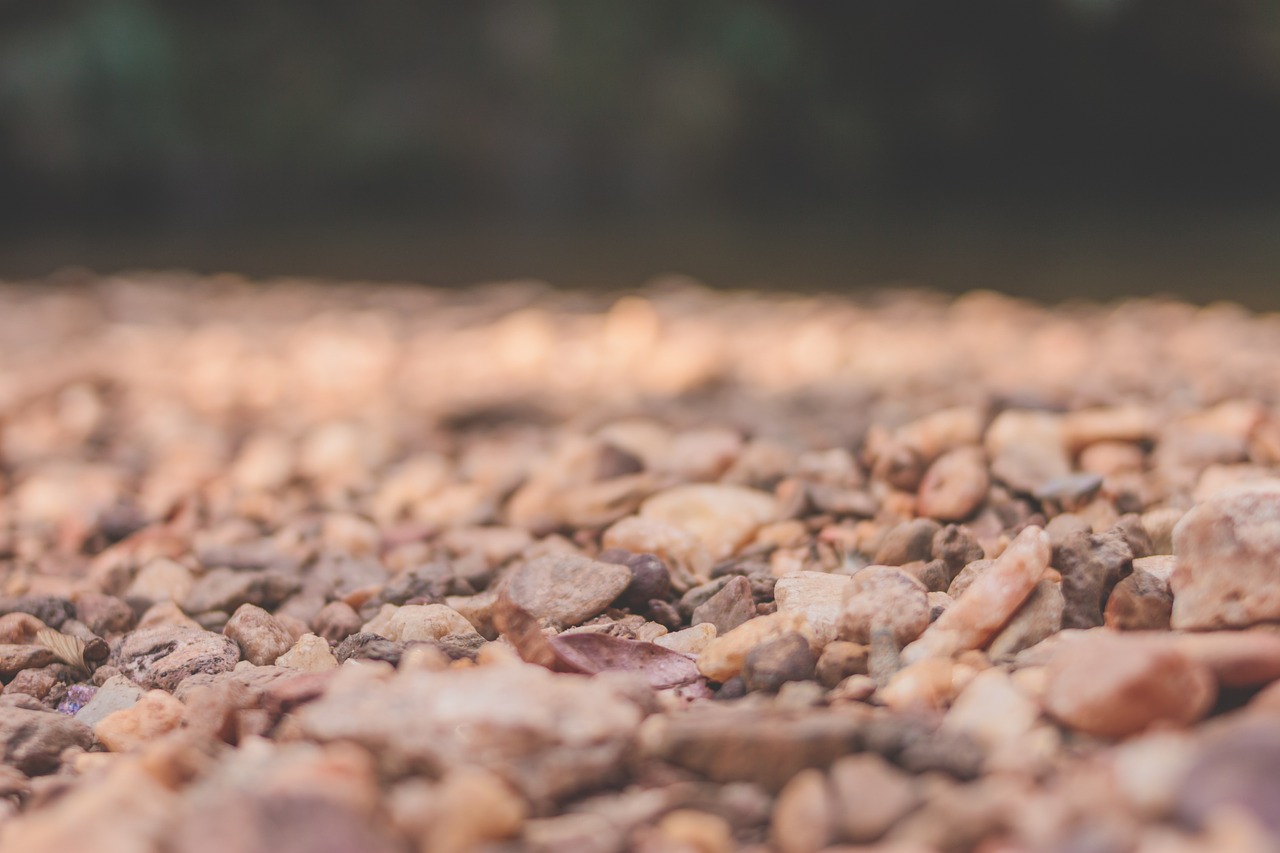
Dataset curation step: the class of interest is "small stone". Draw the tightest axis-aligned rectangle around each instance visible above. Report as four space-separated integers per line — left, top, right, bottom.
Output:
878 658 967 714
6 668 59 702
903 526 1049 664
775 572 853 647
816 641 869 687
603 515 713 583
113 625 241 691
73 675 144 728
72 593 135 636
1105 571 1173 630
692 576 756 635
828 753 920 843
742 632 816 692
611 552 672 612
947 559 993 598
183 567 301 615
1043 633 1216 737
942 667 1039 750
917 446 989 521
932 525 985 577
276 633 339 671
224 604 295 666
0 596 74 630
1170 482 1280 629
655 809 733 853
362 603 479 643
771 768 834 853
640 484 778 563
503 554 632 628
1174 715 1280 836
986 578 1064 659
0 706 94 775
137 600 203 630
1056 526 1137 630
985 410 1070 494
94 689 184 751
418 767 528 852
0 612 46 644
1171 630 1280 688
125 558 196 605
697 612 815 683
839 566 929 647
873 519 942 566
0 644 56 679
653 623 717 656
312 601 363 644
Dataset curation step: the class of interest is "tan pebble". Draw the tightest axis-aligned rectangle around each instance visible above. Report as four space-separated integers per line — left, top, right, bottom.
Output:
1062 406 1156 453
423 767 527 852
94 690 185 752
125 558 195 605
1139 507 1184 555
771 768 834 853
657 809 733 853
829 673 877 702
275 633 338 671
654 623 717 656
640 484 778 563
776 571 854 647
365 603 479 643
829 753 920 843
137 600 202 630
916 446 989 522
1079 440 1147 476
896 406 985 463
697 612 814 682
603 514 713 583
942 666 1039 750
878 657 963 713
839 566 928 647
902 525 1049 664
224 603 294 666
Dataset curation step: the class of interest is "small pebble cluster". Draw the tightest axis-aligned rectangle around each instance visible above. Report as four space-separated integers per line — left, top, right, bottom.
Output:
1 274 1280 852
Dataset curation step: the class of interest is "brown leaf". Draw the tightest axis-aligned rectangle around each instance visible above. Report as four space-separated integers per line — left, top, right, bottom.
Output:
35 627 88 674
548 632 701 689
492 593 559 669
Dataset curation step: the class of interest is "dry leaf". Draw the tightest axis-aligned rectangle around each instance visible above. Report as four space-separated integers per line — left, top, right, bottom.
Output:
36 627 88 673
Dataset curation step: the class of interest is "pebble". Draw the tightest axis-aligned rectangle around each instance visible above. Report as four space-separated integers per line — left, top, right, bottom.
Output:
917 446 989 521
361 603 479 643
839 566 929 647
742 632 816 692
183 567 302 615
312 600 363 643
985 410 1070 494
0 611 46 644
0 705 94 775
1042 632 1216 737
828 753 920 843
412 767 527 852
771 769 834 853
137 600 203 630
275 633 339 671
113 625 242 691
503 554 632 628
775 571 853 648
125 558 196 605
72 592 135 636
1170 482 1280 629
653 623 717 656
224 604 295 666
655 809 733 853
942 666 1039 750
602 515 713 583
1056 525 1139 630
947 558 993 598
94 688 185 751
873 519 942 566
73 675 143 727
903 526 1049 663
878 658 970 713
0 644 56 679
692 575 756 635
986 578 1064 659
1171 629 1280 688
1105 570 1173 630
698 611 815 683
639 484 778 563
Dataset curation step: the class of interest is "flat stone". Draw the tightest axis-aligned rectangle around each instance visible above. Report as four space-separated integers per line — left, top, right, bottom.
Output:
0 706 93 775
1171 482 1280 629
652 623 716 656
183 567 301 615
74 674 144 728
113 625 241 691
503 554 631 628
775 572 853 647
697 612 815 683
0 644 56 679
296 663 643 805
639 484 778 563
94 689 185 751
917 446 989 521
691 576 756 635
275 633 339 671
1042 632 1216 738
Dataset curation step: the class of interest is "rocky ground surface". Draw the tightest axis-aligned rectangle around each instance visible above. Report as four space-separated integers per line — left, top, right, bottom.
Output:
1 273 1280 852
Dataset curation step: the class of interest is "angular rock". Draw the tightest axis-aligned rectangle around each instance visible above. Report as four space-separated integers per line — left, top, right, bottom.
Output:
503 554 631 629
873 519 942 566
362 603 479 643
0 706 94 775
113 625 241 691
1171 483 1280 629
224 604 294 666
917 446 989 521
691 576 756 635
1056 525 1137 630
312 601 363 644
697 612 815 683
742 632 816 692
839 566 928 647
1104 570 1173 631
639 484 778 563
73 674 144 728
0 644 56 679
652 623 716 656
94 689 185 751
775 571 853 647
275 633 339 671
985 410 1070 494
986 578 1064 659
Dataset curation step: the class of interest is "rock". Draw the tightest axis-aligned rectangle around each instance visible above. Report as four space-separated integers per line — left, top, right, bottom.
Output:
94 689 184 751
947 559 993 599
697 612 815 683
224 604 294 666
602 515 713 583
873 519 942 566
1170 483 1280 629
742 633 816 692
839 566 929 647
362 603 479 643
932 525 985 578
297 663 643 805
942 667 1039 750
878 658 968 714
1171 630 1280 688
1056 526 1137 630
986 578 1064 659
828 753 920 843
639 484 778 563
1043 633 1216 737
125 558 196 605
816 641 869 687
610 552 672 612
903 526 1049 664
73 674 144 728
771 769 834 853
1105 571 1173 630
113 625 241 691
1174 715 1280 836
775 572 853 647
5 667 59 702
137 600 203 630
1109 730 1197 818
0 706 94 775
276 633 339 671
917 446 989 521
0 612 46 644
312 601 363 644
0 644 56 679
412 767 527 852
0 597 74 630
691 576 756 635
653 623 717 656
655 809 733 853
503 554 631 628
183 567 301 615
985 410 1070 494
73 593 135 636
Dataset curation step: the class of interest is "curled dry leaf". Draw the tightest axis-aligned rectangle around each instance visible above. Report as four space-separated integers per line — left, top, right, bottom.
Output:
35 627 89 674
494 591 701 688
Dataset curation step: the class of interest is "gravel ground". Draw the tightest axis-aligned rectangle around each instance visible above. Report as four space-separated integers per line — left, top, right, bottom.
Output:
1 274 1280 852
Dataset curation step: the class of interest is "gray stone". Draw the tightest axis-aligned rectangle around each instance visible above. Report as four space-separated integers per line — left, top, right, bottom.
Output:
503 554 631 628
73 675 144 728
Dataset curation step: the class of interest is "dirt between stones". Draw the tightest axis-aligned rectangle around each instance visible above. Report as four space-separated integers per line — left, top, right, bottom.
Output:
1 275 1280 852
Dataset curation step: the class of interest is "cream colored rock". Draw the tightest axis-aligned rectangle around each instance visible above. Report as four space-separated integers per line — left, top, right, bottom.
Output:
364 603 480 643
839 566 929 647
1062 406 1156 453
775 571 853 647
896 406 984 463
137 600 202 631
602 515 713 583
125 558 195 605
653 623 717 656
771 768 835 853
275 633 339 671
640 484 778 563
94 689 185 752
985 410 1069 494
902 526 1049 664
942 667 1040 750
917 446 989 521
878 658 973 713
224 603 294 666
697 612 814 682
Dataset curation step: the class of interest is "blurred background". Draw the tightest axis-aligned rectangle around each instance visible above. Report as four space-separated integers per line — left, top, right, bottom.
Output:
2 0 1280 304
